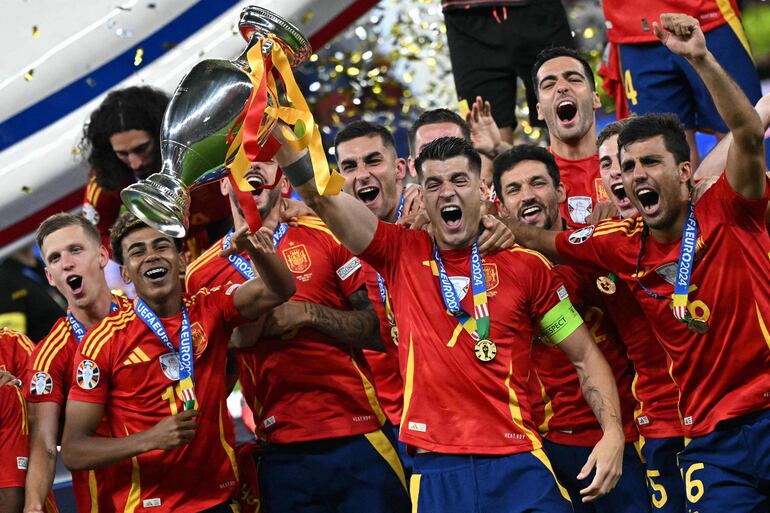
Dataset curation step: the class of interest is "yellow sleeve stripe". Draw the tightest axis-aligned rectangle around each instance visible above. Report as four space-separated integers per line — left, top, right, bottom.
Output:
35 322 71 373
592 217 644 237
592 224 644 238
15 332 35 355
82 310 135 359
510 246 554 269
296 218 340 243
185 242 226 289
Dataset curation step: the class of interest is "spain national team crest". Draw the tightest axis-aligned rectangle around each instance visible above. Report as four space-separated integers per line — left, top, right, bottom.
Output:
594 178 609 202
159 352 180 381
483 263 499 291
568 196 593 224
29 372 53 396
282 244 312 274
76 360 100 390
191 322 208 356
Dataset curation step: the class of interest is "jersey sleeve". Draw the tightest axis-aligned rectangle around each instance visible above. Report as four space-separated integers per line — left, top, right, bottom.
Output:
514 248 584 345
0 385 28 488
554 223 618 272
333 242 366 298
699 173 770 232
83 175 122 254
25 338 69 405
356 220 408 284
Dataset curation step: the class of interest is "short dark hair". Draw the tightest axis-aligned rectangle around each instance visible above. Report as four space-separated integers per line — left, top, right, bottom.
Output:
80 86 169 191
617 113 689 165
408 109 471 156
596 119 628 149
531 46 595 98
413 137 481 180
492 145 560 199
109 212 183 265
36 213 102 258
334 120 396 156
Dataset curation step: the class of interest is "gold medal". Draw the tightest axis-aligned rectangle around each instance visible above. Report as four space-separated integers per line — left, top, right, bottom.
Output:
390 325 399 346
474 339 497 362
687 318 709 334
596 275 616 295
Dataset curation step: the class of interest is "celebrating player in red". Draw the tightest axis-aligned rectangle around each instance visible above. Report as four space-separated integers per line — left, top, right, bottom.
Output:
25 213 132 513
511 14 770 512
274 112 626 511
60 211 294 513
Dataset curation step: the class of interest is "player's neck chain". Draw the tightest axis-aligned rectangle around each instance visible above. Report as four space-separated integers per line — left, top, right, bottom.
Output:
433 241 496 362
223 223 289 280
636 203 706 333
67 301 119 343
134 299 197 410
377 195 405 344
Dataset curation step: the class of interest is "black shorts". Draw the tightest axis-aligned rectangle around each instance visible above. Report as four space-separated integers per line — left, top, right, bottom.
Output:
444 0 574 129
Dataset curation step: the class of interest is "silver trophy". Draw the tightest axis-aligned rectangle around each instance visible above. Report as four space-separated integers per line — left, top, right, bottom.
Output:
121 6 312 237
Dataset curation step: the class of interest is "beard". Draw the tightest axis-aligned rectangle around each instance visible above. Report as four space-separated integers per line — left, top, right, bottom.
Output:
258 187 283 220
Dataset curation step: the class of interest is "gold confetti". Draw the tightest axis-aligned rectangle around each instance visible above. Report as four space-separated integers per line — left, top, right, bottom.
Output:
134 48 144 66
583 27 595 39
302 10 313 24
24 69 34 81
32 26 40 39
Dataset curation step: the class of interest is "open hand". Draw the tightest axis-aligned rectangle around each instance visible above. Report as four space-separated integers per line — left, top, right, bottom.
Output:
577 431 624 502
467 96 503 158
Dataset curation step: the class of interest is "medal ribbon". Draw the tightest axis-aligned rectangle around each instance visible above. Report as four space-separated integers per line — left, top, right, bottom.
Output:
376 195 405 326
67 301 119 343
671 203 698 322
433 241 491 341
223 223 289 280
134 299 196 410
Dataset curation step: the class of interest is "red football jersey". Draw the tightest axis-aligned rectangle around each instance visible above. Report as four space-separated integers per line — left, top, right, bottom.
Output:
359 221 571 455
555 175 770 437
602 0 742 43
362 262 405 426
25 297 130 513
0 329 33 489
529 265 638 447
186 217 386 444
600 280 682 438
0 385 28 488
69 288 245 513
553 152 604 229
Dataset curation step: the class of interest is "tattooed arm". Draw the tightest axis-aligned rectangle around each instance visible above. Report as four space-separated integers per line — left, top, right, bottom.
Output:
262 288 384 351
558 326 624 503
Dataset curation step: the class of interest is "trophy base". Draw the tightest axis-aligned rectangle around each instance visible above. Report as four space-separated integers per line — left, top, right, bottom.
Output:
121 173 190 238
238 6 312 68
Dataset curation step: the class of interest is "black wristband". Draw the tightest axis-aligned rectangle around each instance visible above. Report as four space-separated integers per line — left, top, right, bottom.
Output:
282 152 315 188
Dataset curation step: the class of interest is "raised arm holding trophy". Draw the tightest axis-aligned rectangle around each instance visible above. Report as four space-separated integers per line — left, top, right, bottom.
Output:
121 5 344 237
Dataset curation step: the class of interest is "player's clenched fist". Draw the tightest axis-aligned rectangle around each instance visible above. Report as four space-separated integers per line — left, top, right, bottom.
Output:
653 14 707 60
149 409 199 450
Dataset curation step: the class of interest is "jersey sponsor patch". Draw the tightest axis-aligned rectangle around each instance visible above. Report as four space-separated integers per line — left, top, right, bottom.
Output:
76 360 100 390
263 415 276 429
408 421 427 432
636 415 650 426
568 195 593 224
17 457 28 470
568 225 595 244
29 371 53 396
143 498 161 508
654 262 678 285
82 202 100 225
449 276 470 300
557 285 569 301
336 257 362 281
159 352 180 381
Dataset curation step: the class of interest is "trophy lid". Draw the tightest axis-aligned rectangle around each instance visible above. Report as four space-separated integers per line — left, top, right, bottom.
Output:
238 5 312 68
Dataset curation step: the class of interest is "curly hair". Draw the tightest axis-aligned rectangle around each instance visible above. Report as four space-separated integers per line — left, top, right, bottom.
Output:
80 86 169 191
109 211 183 265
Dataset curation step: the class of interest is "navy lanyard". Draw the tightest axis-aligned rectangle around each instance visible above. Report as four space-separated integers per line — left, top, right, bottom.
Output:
223 223 289 280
